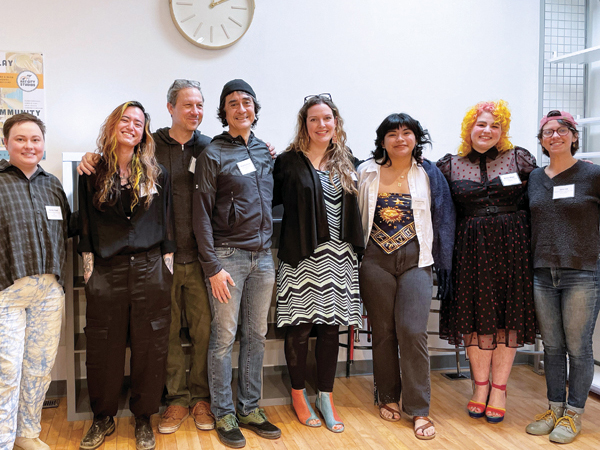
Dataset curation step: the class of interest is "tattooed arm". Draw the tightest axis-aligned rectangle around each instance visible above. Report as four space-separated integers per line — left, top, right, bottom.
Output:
163 252 174 275
83 252 94 283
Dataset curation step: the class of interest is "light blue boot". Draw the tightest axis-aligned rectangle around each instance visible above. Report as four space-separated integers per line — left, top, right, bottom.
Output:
315 391 344 433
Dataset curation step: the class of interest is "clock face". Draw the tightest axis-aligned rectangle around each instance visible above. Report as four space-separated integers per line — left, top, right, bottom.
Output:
169 0 255 49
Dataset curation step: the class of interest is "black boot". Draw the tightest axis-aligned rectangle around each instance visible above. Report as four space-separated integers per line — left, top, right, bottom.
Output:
134 416 156 450
80 416 115 450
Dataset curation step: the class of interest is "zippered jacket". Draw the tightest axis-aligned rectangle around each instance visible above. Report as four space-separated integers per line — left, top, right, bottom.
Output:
154 127 211 264
192 131 274 277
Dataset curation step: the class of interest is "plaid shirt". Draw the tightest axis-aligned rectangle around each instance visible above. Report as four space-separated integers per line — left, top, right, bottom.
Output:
0 160 71 291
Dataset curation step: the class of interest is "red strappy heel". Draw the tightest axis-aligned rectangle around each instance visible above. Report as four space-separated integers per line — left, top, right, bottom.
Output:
485 383 507 423
467 380 490 419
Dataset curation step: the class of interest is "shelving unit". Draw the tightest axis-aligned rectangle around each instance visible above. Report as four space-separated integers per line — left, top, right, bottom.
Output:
546 23 600 158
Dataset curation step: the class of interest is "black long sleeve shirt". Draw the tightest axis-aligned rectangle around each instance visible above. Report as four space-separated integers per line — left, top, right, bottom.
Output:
77 164 176 259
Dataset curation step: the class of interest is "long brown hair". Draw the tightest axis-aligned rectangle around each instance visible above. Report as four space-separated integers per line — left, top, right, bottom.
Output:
93 101 160 211
287 96 357 195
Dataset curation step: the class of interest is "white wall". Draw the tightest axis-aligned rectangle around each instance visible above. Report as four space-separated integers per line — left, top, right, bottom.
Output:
0 0 541 382
0 0 540 180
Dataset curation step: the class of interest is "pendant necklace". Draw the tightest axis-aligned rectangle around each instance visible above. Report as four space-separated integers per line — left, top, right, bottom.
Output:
396 169 409 188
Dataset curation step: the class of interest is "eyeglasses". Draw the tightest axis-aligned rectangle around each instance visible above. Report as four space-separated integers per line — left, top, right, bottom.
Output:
304 93 332 103
542 126 570 138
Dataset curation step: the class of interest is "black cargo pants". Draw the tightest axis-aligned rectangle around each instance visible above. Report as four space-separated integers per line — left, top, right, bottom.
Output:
84 247 172 418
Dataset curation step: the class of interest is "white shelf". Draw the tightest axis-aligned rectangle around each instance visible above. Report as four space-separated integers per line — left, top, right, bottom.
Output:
576 116 600 126
548 45 600 64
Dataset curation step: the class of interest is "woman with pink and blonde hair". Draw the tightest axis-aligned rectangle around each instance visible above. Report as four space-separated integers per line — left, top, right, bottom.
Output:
436 100 537 424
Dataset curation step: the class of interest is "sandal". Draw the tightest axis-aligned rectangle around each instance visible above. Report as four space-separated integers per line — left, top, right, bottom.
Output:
291 388 321 427
467 379 490 419
379 403 401 422
485 383 507 424
413 416 436 440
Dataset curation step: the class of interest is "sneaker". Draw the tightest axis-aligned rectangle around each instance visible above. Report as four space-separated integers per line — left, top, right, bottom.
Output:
134 416 156 450
80 416 115 450
549 409 582 444
191 400 215 430
216 414 246 449
237 408 281 440
13 437 50 450
158 405 189 434
526 404 564 435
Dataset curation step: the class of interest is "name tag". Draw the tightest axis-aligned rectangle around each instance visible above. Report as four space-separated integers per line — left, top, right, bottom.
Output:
351 172 358 181
45 206 63 220
188 156 197 173
411 198 427 210
553 184 575 199
237 158 256 175
140 183 158 198
499 173 521 186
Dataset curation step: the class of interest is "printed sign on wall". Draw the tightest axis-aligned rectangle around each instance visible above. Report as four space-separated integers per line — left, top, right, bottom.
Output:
0 52 45 159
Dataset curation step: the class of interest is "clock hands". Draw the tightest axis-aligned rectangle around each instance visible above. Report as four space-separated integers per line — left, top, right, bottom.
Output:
209 0 230 8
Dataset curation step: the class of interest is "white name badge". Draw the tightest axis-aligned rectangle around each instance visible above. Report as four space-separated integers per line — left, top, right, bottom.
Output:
411 198 427 210
237 158 256 175
45 206 63 220
553 184 575 199
499 173 521 186
351 172 358 181
188 156 197 174
140 183 159 198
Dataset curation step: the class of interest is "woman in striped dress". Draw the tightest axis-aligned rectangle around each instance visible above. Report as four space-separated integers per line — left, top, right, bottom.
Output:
273 94 364 433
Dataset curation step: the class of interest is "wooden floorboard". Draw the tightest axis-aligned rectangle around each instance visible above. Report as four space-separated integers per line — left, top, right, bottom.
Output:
40 366 600 449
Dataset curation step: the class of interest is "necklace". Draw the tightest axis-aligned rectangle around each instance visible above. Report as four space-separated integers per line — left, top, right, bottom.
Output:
395 169 410 187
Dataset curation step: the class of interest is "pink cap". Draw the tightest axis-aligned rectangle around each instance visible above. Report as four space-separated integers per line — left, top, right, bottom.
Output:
540 111 578 128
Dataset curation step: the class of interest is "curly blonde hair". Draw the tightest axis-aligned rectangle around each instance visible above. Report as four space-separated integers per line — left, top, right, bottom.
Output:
286 96 357 195
93 101 160 211
458 99 513 156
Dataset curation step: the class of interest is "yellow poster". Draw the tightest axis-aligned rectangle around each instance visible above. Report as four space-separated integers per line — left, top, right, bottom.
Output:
0 52 45 157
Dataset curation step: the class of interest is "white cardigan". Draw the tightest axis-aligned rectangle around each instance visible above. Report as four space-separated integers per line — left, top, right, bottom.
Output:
357 158 434 268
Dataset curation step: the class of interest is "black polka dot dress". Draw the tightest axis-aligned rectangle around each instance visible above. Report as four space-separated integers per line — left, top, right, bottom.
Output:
436 147 537 349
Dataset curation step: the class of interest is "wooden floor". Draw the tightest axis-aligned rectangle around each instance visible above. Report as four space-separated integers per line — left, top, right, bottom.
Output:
39 366 600 450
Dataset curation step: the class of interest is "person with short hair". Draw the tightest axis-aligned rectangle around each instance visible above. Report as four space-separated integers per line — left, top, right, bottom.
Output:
0 114 71 450
437 100 537 424
78 101 175 450
526 110 600 444
193 79 281 448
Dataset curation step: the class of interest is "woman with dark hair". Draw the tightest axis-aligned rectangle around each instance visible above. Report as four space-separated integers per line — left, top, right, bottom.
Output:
273 94 364 433
526 110 600 444
78 101 175 450
357 113 455 440
436 100 537 424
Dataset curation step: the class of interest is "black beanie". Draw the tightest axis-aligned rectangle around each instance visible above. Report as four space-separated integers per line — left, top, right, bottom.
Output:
220 79 256 105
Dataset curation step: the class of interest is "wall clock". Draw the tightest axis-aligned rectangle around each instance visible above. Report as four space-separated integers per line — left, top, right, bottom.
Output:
169 0 255 50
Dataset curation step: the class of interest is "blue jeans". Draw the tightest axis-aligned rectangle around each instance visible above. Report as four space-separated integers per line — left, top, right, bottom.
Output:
206 248 275 419
534 261 600 411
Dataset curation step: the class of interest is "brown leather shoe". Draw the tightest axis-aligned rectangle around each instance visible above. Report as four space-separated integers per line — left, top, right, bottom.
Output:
191 400 215 430
158 405 189 434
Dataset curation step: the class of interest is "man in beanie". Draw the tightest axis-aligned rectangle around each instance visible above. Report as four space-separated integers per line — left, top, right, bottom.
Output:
193 79 280 448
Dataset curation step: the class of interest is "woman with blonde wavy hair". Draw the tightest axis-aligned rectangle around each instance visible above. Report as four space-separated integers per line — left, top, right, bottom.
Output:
78 101 175 450
436 100 537 424
273 94 364 433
